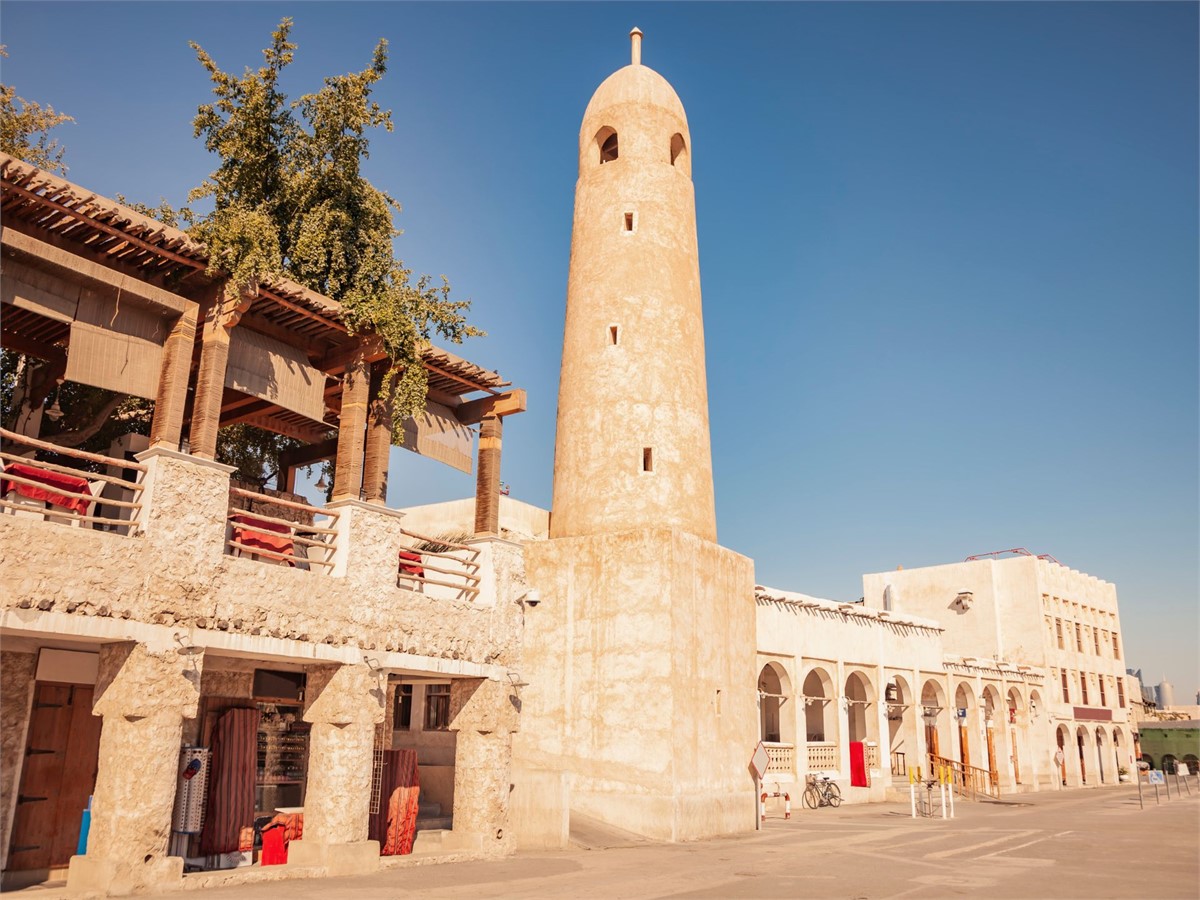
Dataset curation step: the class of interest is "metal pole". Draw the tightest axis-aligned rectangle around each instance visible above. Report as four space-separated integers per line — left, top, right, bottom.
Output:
1136 767 1143 810
1165 770 1171 800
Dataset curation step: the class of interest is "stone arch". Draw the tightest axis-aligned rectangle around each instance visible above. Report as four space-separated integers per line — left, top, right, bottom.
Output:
758 661 792 745
1094 726 1110 783
954 682 977 769
669 132 690 176
802 666 835 743
1076 725 1093 785
885 674 916 778
1182 754 1198 776
844 670 876 745
1163 753 1178 775
595 126 618 165
921 679 949 762
1004 687 1027 786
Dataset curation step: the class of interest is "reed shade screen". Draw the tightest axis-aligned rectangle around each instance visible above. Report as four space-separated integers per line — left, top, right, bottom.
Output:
65 290 166 398
400 401 474 474
225 327 328 424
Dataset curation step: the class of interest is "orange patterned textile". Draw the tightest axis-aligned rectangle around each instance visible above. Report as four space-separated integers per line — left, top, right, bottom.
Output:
372 749 420 856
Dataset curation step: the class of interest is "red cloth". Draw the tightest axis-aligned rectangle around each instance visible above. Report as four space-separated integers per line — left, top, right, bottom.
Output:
849 741 868 787
398 550 425 578
230 514 294 559
260 827 287 866
261 811 303 865
1 463 92 515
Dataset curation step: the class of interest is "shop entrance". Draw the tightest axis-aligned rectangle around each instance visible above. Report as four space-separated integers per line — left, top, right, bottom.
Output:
5 683 101 883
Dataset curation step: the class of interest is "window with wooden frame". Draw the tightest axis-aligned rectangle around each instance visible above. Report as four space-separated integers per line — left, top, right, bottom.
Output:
1075 623 1083 653
1117 677 1126 708
1112 632 1121 659
1060 670 1070 703
1055 619 1064 649
394 684 413 730
1093 629 1100 655
1080 672 1089 705
424 683 451 730
1099 677 1107 707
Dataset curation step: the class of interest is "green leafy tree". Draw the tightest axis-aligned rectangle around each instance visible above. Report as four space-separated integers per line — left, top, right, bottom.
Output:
190 19 479 426
0 46 74 173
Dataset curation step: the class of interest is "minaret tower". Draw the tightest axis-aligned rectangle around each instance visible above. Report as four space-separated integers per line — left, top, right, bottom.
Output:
516 31 757 845
550 27 716 542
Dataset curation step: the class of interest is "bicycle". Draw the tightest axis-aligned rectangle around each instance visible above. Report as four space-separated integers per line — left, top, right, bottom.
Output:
803 774 842 809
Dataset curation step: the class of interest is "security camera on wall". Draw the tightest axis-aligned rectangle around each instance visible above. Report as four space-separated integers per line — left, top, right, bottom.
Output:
524 589 541 608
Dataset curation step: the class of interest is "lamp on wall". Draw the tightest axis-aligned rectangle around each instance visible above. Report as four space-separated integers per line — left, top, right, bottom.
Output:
953 591 974 611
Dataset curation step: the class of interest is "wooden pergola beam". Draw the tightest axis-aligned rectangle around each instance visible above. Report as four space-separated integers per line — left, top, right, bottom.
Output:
0 326 67 366
455 389 527 426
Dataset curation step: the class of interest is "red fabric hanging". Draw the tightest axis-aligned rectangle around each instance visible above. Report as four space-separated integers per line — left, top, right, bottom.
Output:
850 741 868 787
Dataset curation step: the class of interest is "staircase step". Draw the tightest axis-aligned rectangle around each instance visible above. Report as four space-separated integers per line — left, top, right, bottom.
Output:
417 800 442 817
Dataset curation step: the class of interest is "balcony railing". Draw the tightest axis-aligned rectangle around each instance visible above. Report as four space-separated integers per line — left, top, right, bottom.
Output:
807 742 838 772
0 427 144 534
397 528 481 600
866 742 880 770
763 742 794 776
225 487 337 571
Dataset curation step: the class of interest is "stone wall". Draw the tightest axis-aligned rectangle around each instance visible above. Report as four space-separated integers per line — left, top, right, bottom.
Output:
0 453 525 673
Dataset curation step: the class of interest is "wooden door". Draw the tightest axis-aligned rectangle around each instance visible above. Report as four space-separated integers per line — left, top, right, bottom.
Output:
985 726 998 786
1077 734 1087 784
7 683 102 873
1010 727 1021 784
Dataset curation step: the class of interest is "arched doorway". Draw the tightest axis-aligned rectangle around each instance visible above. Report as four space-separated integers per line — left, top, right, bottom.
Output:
884 674 915 779
1006 687 1025 785
921 679 949 767
1076 726 1091 785
1163 754 1178 775
981 685 1002 788
801 667 836 773
845 671 876 787
1056 725 1070 786
1094 727 1109 783
1183 755 1198 776
954 683 976 769
757 662 792 745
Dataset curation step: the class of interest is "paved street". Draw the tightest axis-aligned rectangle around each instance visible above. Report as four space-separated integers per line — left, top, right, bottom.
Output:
183 785 1198 900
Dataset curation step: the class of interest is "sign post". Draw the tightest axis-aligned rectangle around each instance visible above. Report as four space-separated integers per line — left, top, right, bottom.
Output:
751 742 770 831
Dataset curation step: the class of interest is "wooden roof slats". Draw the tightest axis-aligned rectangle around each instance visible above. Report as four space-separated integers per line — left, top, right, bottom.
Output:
2 153 519 415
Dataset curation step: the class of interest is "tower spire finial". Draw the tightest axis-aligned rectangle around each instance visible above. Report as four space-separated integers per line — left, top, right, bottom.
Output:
630 27 643 66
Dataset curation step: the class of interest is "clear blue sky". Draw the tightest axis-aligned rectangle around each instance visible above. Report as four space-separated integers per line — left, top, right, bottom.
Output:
5 2 1197 695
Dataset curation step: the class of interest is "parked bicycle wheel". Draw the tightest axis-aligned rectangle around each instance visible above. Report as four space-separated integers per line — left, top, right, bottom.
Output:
826 782 842 807
803 785 821 809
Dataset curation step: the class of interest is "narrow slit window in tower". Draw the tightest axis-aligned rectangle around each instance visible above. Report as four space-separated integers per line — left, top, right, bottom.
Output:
609 325 619 346
642 447 653 473
624 212 634 232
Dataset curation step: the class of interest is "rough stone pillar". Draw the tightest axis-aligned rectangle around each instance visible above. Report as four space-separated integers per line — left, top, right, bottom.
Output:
136 448 235 564
67 642 203 895
288 664 385 876
0 651 36 871
362 365 393 505
149 307 199 451
332 350 370 503
449 678 518 852
474 414 503 535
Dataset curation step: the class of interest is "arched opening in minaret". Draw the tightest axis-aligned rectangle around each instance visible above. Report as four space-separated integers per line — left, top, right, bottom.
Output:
670 133 689 176
597 127 619 164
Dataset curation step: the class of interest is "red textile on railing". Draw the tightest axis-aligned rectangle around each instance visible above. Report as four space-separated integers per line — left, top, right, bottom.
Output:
398 549 425 578
1 463 92 515
849 741 868 787
230 514 294 559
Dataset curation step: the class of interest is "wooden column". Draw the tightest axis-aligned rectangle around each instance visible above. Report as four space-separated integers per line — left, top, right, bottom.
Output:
332 349 370 502
362 365 393 505
148 308 198 450
188 286 248 460
474 413 502 535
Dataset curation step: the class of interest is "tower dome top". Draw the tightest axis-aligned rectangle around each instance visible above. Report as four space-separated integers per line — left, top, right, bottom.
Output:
581 30 688 128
